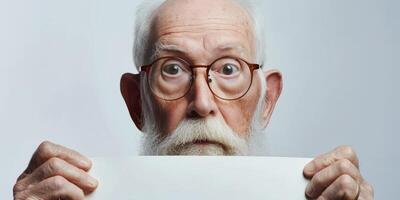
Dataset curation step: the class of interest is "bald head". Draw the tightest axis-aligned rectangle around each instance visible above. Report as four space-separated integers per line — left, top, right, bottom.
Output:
133 0 264 69
156 0 253 29
147 0 256 63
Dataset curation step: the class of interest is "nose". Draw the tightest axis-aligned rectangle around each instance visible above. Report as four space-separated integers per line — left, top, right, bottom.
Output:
186 69 218 118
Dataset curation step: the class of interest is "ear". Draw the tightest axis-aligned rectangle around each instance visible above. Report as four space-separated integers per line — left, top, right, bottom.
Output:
260 69 283 128
120 73 142 130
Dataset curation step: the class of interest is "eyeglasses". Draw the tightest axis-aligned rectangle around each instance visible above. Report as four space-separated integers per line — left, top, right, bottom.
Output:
140 56 260 101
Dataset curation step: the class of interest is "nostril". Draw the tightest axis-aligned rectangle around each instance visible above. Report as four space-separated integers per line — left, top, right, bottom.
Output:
188 110 202 119
187 110 215 119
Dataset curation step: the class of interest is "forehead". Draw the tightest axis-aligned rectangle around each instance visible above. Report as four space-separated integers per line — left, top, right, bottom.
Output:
156 0 252 26
151 0 255 59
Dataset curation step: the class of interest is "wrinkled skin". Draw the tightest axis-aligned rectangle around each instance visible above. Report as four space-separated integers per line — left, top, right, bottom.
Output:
13 141 97 200
303 146 374 200
14 0 373 199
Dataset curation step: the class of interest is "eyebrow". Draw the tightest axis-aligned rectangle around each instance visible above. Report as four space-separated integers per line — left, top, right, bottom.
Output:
151 41 246 60
216 44 245 54
152 42 185 60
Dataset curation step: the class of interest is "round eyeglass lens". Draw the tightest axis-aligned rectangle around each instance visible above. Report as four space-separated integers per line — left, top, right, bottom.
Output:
208 57 252 99
148 57 192 100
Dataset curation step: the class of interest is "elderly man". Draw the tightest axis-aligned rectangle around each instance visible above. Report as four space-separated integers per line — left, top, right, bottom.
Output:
13 0 374 199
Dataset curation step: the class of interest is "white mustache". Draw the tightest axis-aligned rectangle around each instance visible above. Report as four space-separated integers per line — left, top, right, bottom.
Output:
154 118 249 155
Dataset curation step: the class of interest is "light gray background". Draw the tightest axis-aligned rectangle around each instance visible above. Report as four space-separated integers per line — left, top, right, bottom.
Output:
0 0 398 199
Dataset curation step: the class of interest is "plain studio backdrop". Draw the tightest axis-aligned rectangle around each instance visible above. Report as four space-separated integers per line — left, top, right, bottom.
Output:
0 0 398 199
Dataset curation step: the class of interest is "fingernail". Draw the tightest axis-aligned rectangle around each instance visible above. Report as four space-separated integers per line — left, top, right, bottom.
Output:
305 184 314 197
305 163 315 174
88 177 99 188
80 159 91 168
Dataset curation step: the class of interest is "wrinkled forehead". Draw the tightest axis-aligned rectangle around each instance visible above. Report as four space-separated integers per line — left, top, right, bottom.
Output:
153 0 254 38
156 0 252 25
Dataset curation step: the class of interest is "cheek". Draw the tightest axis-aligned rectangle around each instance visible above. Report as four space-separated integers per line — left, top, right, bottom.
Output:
151 97 188 136
218 99 257 136
218 77 261 135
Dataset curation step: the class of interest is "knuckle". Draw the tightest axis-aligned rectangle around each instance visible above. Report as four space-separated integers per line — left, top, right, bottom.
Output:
312 174 323 186
304 160 316 173
337 174 355 191
339 145 356 158
51 175 68 188
38 140 53 152
47 157 64 174
37 141 54 157
310 159 320 168
13 182 25 193
337 159 353 173
16 173 28 181
321 156 334 167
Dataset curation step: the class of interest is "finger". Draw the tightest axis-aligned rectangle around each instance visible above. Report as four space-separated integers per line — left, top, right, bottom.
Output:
24 141 92 174
358 181 374 200
305 159 361 198
318 174 359 200
15 175 85 200
304 145 359 178
19 157 98 193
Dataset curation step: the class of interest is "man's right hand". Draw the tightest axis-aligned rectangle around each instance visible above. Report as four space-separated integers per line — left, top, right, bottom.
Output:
13 141 98 200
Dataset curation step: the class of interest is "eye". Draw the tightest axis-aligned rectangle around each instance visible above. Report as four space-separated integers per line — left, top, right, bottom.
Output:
162 64 182 75
220 63 239 75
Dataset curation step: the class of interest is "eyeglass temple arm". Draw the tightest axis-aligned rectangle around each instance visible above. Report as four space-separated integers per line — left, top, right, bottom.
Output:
140 65 151 73
248 64 260 71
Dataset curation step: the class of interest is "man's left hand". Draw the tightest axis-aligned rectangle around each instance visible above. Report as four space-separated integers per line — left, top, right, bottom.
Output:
303 145 374 200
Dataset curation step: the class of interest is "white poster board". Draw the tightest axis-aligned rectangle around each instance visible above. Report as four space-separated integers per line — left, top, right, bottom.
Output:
87 156 311 200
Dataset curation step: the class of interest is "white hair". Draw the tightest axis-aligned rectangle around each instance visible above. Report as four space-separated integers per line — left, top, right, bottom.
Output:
133 0 269 155
133 0 165 70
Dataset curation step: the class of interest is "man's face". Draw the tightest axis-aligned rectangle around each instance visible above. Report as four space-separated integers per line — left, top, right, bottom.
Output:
139 0 264 155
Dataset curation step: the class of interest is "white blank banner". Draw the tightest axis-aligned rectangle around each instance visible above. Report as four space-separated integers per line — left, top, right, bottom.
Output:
87 156 311 200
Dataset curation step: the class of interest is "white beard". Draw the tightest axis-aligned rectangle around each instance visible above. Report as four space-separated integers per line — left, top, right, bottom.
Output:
142 118 249 155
